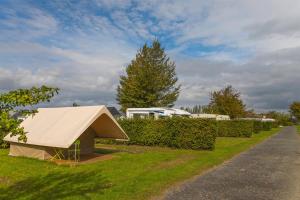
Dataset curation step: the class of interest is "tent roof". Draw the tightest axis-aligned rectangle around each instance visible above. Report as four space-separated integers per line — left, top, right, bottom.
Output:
4 105 128 148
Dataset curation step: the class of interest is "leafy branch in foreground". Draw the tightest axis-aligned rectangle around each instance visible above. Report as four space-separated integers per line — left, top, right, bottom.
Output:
0 86 59 148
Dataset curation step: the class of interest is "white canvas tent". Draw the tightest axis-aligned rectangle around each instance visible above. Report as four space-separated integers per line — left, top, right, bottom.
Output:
4 105 128 160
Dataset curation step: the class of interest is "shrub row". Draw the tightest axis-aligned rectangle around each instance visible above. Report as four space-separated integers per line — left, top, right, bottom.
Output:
261 121 275 131
253 121 278 133
117 118 217 150
217 120 278 137
253 121 263 133
217 120 254 137
97 118 278 149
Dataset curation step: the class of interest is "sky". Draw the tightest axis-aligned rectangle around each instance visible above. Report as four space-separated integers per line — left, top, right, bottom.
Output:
0 0 300 112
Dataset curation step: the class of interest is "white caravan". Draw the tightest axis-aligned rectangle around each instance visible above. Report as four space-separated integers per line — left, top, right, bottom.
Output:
190 113 230 121
126 107 191 119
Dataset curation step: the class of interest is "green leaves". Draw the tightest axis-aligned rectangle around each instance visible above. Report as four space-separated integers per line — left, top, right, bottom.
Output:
0 86 59 111
0 111 25 148
0 86 59 148
117 40 180 112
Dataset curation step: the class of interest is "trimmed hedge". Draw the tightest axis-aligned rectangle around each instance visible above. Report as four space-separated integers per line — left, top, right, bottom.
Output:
117 117 217 150
253 121 263 133
261 121 273 131
253 121 278 133
97 118 279 149
217 120 254 137
216 120 279 137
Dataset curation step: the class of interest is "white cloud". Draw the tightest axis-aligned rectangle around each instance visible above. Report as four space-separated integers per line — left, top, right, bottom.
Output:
132 0 300 54
0 5 57 40
175 47 300 111
1 0 300 111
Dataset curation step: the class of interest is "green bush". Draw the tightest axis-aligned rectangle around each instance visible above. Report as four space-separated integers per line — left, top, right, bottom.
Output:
270 121 279 128
253 121 279 133
261 121 273 131
253 121 263 133
117 117 217 150
282 121 294 126
217 120 253 137
97 118 278 149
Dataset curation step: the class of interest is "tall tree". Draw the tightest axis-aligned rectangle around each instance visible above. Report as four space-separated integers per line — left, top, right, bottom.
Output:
117 40 180 112
0 86 59 148
289 101 300 121
208 85 246 118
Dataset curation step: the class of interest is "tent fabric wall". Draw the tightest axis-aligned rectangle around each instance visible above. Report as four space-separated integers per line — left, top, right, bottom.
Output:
10 128 97 160
9 143 62 160
9 136 95 160
9 143 47 159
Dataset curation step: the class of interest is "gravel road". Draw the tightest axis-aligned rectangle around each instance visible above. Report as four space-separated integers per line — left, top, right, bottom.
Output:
164 126 300 200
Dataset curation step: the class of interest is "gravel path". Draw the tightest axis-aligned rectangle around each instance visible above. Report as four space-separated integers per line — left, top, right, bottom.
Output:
163 126 300 200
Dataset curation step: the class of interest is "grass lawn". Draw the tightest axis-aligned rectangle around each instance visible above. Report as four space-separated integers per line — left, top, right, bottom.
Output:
297 125 300 133
0 128 280 200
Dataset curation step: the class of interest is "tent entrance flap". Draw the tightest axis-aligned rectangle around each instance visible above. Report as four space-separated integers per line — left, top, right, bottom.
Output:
68 140 81 162
90 113 127 139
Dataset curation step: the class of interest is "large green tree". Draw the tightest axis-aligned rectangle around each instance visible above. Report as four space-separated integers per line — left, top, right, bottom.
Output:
289 101 300 121
0 86 59 148
208 85 246 118
117 40 180 112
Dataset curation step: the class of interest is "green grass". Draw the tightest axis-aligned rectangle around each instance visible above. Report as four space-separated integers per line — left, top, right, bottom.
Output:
0 128 280 200
296 125 300 133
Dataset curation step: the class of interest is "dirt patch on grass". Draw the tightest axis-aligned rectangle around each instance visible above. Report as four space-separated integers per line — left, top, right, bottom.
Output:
0 176 11 185
152 154 197 170
53 153 114 165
